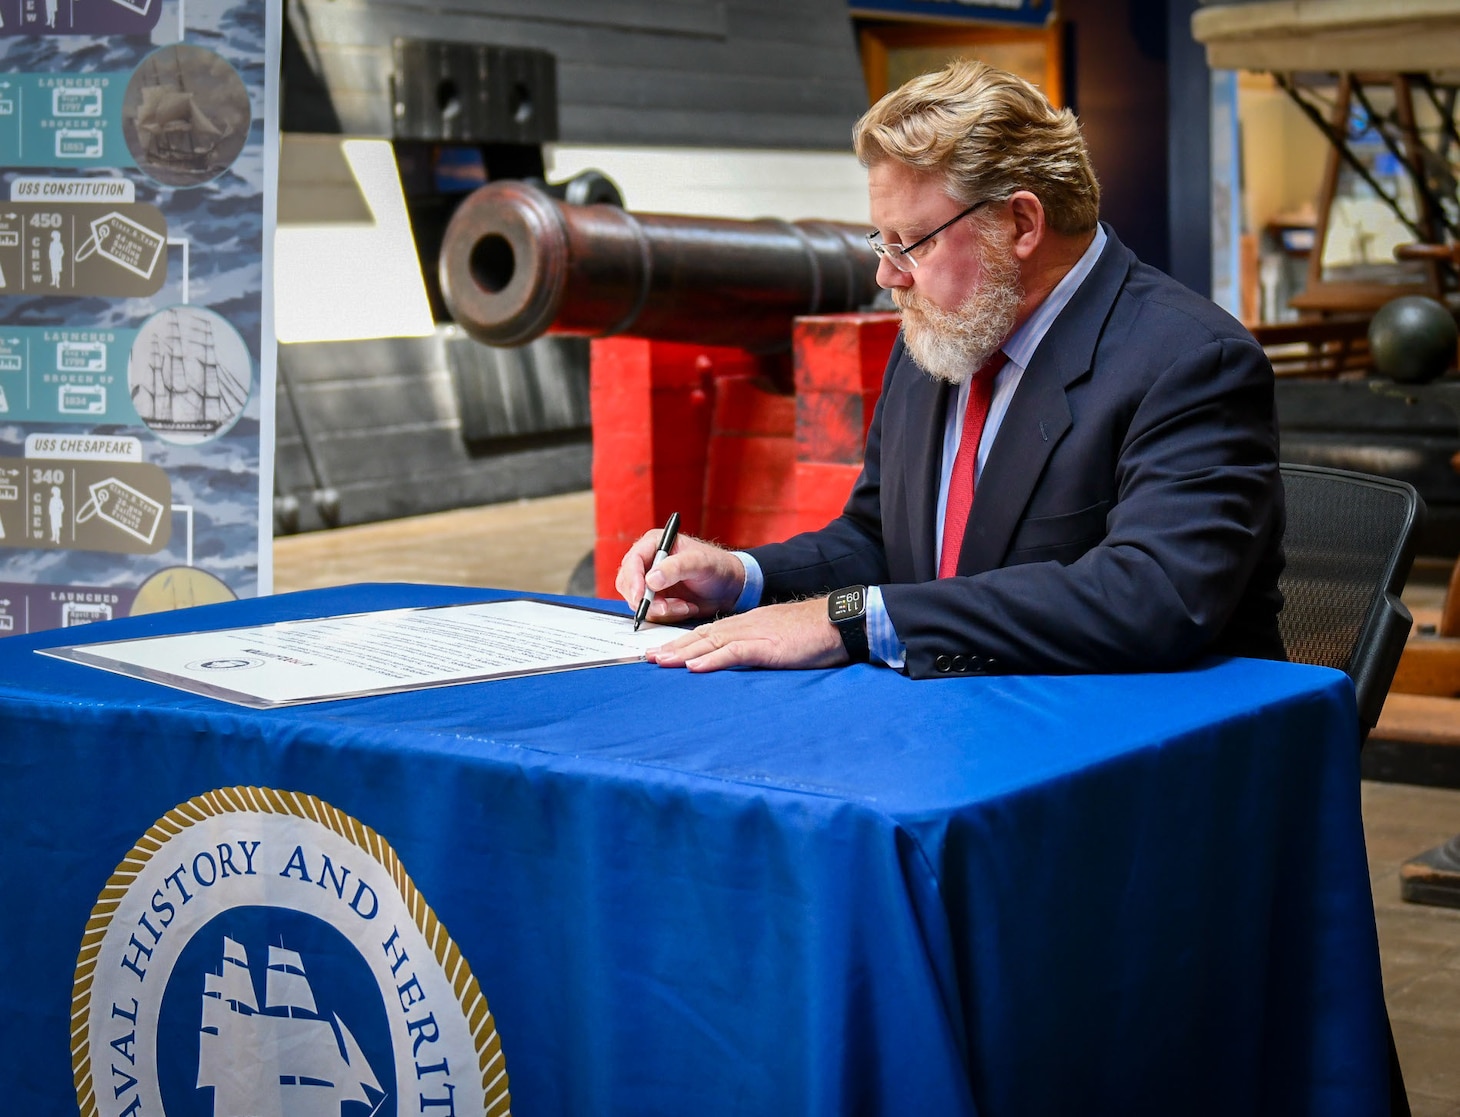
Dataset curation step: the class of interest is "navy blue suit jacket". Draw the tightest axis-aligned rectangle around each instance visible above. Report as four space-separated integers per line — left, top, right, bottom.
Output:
748 226 1286 678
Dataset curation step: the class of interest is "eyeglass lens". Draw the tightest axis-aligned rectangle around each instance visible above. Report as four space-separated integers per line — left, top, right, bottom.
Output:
867 196 994 272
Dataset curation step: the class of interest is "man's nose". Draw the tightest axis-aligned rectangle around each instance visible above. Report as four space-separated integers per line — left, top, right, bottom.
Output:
876 256 912 289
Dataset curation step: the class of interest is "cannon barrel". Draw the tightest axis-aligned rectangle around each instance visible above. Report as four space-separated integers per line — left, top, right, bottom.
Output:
438 180 882 353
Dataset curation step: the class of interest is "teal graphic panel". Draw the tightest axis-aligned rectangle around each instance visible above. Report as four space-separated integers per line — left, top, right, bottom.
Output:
0 326 139 422
0 74 130 168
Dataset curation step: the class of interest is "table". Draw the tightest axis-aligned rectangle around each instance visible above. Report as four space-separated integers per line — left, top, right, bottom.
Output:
0 583 1389 1116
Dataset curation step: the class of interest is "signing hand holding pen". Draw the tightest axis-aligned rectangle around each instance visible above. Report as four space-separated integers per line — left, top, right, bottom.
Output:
618 518 846 672
618 520 747 626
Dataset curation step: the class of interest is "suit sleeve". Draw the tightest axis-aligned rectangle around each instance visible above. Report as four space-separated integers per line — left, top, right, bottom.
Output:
880 334 1282 677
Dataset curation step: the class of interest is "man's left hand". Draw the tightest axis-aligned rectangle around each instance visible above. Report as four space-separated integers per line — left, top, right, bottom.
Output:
647 597 848 672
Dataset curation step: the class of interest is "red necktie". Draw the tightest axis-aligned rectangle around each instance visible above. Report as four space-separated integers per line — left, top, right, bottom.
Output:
939 351 1008 578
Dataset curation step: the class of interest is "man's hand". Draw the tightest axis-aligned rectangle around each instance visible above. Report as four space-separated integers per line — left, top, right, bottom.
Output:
646 598 848 672
617 531 747 624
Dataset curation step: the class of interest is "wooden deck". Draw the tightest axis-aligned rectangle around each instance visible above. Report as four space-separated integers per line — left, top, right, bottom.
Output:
274 490 597 598
1381 559 1460 747
274 493 1460 1111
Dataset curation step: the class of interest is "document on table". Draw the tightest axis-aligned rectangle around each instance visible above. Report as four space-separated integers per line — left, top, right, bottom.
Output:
39 598 682 708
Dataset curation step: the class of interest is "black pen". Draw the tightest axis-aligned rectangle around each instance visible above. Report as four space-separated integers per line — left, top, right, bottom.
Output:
634 511 680 631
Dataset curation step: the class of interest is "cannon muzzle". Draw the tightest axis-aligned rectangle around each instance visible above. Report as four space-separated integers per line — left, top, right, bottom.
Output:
439 180 881 353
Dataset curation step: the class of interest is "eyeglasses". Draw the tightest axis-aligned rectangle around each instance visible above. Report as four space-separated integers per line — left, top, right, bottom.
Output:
866 197 998 272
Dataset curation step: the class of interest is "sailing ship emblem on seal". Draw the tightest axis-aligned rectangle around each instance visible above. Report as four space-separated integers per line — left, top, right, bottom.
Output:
71 787 510 1117
197 936 383 1116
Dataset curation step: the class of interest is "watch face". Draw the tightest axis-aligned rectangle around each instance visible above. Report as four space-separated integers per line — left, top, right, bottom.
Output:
830 586 866 623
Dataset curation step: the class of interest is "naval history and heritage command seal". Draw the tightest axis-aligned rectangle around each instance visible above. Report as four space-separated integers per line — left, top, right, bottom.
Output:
71 786 510 1117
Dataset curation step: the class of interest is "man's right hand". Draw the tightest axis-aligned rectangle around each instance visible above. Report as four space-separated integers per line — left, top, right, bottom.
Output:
616 531 747 624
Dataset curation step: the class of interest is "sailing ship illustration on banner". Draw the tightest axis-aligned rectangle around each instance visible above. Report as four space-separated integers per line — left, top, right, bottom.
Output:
129 306 251 442
135 79 227 171
199 935 385 1117
123 43 250 186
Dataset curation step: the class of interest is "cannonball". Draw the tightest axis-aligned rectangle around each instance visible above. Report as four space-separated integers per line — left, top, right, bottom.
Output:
1368 295 1459 384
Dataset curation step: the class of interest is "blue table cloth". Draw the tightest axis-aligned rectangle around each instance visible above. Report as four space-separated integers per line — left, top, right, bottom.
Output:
0 583 1388 1116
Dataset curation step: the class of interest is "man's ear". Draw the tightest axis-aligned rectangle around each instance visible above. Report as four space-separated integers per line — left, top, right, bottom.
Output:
1006 191 1046 261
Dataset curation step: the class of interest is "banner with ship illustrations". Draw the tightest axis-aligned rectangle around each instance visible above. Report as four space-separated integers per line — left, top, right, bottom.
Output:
0 0 278 635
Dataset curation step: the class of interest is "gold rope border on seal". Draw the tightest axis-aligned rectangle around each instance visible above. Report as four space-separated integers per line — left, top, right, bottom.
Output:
70 785 511 1117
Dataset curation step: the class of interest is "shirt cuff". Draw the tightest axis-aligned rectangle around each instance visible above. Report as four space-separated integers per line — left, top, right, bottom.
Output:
732 552 764 613
866 586 906 669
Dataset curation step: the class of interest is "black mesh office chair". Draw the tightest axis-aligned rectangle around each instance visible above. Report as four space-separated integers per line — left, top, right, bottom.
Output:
1278 462 1425 1117
1278 463 1425 739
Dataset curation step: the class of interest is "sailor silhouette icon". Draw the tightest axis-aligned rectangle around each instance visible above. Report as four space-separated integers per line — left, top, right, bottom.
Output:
48 230 63 287
47 483 63 543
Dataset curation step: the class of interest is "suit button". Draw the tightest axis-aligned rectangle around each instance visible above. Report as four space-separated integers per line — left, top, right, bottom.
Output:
952 655 969 672
935 655 952 672
984 658 998 672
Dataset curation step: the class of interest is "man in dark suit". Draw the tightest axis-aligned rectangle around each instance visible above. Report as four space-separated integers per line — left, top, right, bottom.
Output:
618 59 1284 678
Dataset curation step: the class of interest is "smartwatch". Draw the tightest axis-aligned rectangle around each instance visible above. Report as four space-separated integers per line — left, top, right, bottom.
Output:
828 585 870 664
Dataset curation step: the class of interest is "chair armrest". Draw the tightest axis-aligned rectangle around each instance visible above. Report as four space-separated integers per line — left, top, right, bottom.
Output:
1353 594 1415 736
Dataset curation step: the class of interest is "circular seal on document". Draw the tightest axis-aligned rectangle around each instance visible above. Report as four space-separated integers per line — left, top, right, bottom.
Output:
71 787 510 1117
184 656 263 672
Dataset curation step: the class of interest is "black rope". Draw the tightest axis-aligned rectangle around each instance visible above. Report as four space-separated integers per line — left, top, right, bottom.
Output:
1420 76 1460 160
1275 73 1427 242
1349 80 1457 241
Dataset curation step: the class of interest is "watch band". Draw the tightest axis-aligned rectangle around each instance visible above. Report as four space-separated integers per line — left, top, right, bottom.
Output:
828 585 870 664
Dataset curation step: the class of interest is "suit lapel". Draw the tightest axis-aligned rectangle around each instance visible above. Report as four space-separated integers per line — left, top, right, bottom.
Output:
958 225 1135 574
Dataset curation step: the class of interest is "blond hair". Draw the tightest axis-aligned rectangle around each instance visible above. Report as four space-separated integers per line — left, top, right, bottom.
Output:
853 59 1100 236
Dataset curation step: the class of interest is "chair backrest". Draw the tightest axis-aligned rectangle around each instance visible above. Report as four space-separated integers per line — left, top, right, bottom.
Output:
1278 463 1425 736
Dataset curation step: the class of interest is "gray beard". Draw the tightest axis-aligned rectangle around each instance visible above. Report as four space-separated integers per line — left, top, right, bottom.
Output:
893 253 1024 385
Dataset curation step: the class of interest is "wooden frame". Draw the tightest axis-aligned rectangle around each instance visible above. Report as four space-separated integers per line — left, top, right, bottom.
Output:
857 20 1064 107
1192 0 1460 74
1273 70 1458 317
